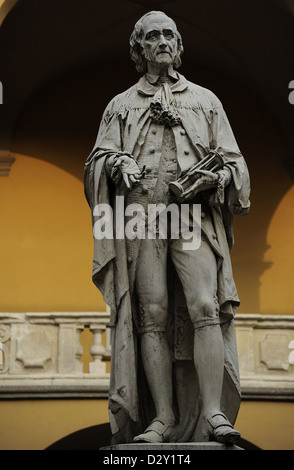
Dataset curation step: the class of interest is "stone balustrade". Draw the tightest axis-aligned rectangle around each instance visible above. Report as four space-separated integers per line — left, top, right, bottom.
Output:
0 311 294 399
0 311 111 398
235 314 294 399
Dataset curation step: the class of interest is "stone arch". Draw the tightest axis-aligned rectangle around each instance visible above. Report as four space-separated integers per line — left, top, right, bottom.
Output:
1 0 293 157
0 0 19 26
260 184 294 314
1 1 293 314
44 422 261 450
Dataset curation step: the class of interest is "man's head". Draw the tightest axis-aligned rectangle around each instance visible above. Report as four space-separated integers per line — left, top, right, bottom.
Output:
130 11 184 74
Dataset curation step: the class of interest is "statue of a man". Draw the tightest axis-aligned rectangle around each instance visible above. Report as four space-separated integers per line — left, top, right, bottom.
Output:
84 11 250 445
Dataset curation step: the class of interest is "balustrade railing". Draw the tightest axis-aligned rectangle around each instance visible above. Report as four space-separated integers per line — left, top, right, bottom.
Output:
0 311 111 398
0 312 294 399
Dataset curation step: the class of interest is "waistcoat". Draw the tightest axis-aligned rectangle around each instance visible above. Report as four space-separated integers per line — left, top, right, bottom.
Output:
126 121 199 211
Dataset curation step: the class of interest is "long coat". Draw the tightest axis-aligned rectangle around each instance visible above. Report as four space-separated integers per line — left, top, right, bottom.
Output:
84 73 250 443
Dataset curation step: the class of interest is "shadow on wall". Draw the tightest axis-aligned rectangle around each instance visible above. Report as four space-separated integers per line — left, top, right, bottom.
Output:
45 422 261 451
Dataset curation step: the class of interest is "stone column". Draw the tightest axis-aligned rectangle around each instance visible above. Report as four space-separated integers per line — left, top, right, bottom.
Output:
89 324 106 374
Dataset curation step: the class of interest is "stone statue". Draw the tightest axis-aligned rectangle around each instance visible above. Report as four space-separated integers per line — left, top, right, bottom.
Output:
84 11 250 445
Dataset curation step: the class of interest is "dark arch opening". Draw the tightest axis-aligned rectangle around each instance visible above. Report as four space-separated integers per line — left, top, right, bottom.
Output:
45 422 262 450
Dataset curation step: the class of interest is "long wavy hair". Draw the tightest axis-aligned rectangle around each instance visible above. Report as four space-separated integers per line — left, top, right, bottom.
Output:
129 11 184 74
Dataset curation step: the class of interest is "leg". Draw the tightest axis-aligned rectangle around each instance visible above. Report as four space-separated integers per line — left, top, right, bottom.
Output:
134 236 175 442
170 237 240 443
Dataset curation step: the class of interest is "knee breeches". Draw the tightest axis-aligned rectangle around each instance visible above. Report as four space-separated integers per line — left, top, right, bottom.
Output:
135 235 220 333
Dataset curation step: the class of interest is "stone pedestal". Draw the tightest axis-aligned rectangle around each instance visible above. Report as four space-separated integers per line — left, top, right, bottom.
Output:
101 442 243 451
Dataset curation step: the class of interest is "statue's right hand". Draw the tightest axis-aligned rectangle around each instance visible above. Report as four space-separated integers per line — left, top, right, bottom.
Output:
114 155 141 188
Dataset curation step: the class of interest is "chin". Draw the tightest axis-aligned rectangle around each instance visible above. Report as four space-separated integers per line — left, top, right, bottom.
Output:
156 58 173 66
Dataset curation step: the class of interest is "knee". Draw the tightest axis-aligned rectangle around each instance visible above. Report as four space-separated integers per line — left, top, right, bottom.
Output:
188 295 220 329
201 295 219 314
138 301 168 333
189 292 218 314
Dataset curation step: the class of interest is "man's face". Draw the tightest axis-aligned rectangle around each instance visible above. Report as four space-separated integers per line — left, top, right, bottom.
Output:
140 14 178 69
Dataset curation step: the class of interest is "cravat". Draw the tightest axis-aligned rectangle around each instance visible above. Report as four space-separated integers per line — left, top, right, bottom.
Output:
150 80 182 126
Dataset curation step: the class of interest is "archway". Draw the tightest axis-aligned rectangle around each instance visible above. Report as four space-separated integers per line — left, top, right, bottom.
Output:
9 56 292 314
45 422 261 450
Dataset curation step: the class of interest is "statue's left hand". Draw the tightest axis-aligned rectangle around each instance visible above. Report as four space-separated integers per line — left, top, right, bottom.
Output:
179 170 219 201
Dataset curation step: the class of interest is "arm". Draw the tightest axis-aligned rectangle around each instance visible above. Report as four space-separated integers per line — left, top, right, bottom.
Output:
210 96 250 214
85 96 142 192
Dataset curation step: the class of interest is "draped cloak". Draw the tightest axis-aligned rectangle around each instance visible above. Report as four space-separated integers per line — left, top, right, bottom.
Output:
84 73 250 444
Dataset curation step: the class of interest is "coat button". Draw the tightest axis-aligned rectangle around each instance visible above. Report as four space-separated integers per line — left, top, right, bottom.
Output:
201 211 205 219
127 257 133 265
212 233 217 240
149 147 155 154
180 129 186 135
184 150 190 155
142 185 148 194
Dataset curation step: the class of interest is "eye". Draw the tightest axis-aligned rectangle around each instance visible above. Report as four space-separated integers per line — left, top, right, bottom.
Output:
146 31 160 41
163 30 174 40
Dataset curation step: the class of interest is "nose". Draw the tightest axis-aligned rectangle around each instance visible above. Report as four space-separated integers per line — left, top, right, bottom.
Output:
158 33 168 47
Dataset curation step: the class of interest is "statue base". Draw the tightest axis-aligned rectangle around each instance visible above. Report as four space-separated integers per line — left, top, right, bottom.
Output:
100 442 243 451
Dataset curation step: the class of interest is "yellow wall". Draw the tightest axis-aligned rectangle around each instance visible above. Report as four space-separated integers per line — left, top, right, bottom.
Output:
2 67 293 317
236 401 294 450
228 87 294 315
0 153 103 312
1 65 294 450
0 399 109 450
260 184 294 314
0 399 293 450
